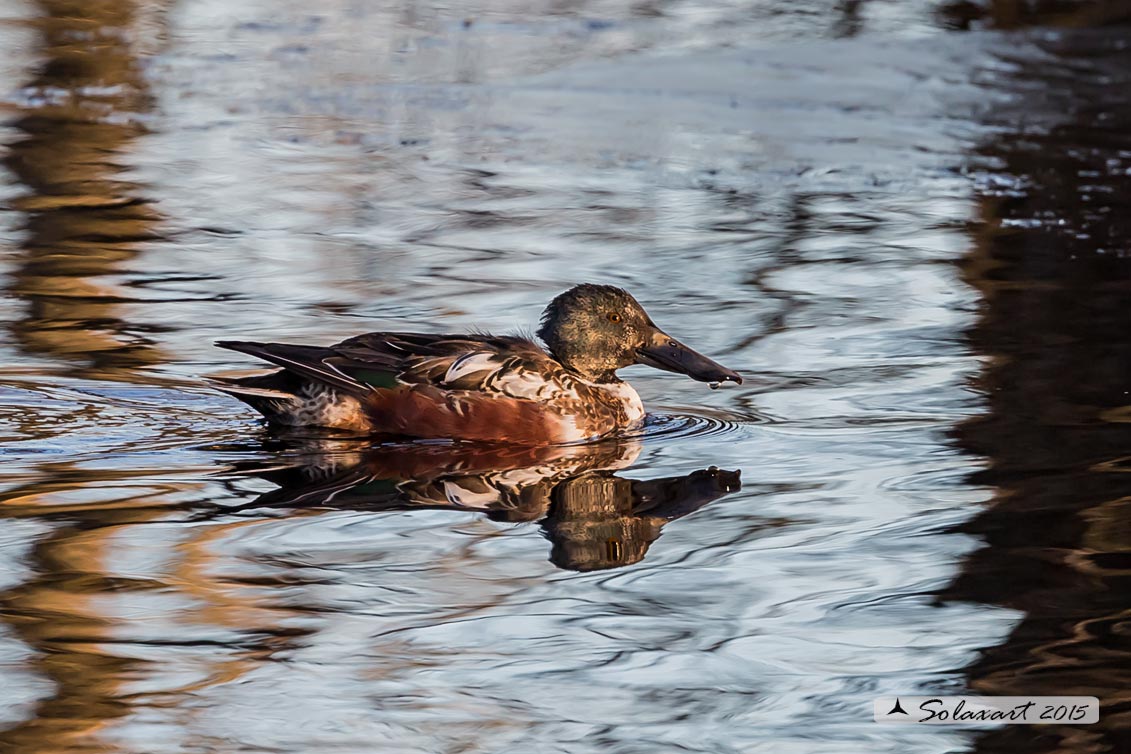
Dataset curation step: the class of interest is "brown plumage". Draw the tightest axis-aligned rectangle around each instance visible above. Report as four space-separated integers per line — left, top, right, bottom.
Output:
212 285 742 444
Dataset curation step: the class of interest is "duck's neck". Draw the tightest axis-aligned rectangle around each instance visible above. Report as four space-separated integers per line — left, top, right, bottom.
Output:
557 357 620 385
544 342 620 384
584 369 621 385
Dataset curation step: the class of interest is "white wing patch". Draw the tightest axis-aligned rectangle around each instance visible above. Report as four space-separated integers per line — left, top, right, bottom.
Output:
443 352 500 384
442 351 572 402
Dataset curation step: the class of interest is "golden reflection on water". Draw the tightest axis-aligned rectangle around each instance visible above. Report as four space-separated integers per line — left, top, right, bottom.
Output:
0 6 181 737
3 0 164 380
0 465 310 754
0 437 739 751
0 515 159 753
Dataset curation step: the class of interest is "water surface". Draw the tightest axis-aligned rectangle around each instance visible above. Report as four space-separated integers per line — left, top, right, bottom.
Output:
0 1 1129 752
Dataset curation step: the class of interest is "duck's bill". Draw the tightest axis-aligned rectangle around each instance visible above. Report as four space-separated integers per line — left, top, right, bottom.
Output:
636 334 742 385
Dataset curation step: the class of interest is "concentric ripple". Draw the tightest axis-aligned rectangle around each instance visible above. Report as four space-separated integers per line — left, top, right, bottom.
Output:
626 412 753 442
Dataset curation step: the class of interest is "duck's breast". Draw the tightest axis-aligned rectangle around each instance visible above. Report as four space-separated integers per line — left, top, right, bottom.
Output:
601 381 645 426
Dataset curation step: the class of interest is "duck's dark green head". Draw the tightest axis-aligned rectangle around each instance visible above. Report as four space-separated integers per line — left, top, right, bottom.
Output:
537 284 742 385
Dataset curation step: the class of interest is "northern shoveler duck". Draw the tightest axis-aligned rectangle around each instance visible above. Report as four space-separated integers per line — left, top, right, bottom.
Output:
212 284 741 444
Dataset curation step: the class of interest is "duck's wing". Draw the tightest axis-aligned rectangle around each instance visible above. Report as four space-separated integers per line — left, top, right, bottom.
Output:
338 332 577 399
217 332 569 399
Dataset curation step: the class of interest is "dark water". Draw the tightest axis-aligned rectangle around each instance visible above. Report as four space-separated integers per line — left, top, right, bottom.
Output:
0 1 1129 752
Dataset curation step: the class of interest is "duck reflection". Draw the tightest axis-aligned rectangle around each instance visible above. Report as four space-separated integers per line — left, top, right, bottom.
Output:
226 441 741 572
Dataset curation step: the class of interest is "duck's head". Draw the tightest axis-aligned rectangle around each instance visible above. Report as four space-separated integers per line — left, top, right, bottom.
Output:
537 284 742 385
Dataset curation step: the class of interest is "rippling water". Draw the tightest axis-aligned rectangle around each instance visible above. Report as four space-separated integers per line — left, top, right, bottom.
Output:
1 1 1129 752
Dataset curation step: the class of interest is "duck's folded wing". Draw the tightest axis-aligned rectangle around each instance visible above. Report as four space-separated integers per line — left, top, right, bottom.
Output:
330 332 571 399
218 332 572 402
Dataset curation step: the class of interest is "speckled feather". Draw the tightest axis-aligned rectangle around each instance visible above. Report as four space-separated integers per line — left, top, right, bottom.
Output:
215 332 644 443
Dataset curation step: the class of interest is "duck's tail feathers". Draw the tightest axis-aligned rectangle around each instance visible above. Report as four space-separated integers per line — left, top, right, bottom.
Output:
215 340 370 397
207 378 294 401
206 371 301 420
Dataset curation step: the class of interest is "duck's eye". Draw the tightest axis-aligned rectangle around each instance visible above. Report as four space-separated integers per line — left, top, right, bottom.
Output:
607 313 621 323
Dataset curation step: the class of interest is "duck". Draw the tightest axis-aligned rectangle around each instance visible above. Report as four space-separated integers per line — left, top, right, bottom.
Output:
212 284 741 445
